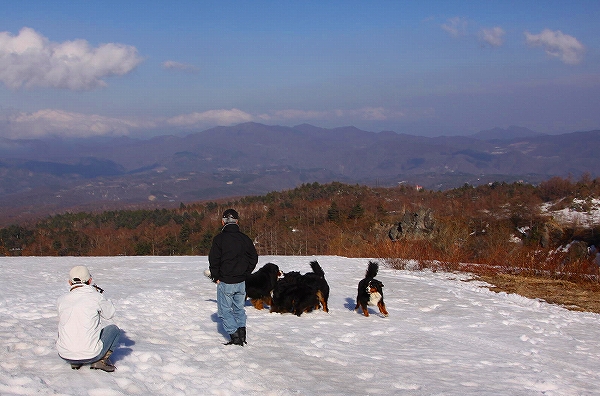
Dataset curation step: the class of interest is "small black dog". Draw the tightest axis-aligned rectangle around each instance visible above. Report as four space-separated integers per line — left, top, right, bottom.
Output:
355 261 388 317
245 263 282 310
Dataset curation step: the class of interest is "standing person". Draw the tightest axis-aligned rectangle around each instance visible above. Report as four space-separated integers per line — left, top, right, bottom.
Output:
209 209 258 346
56 265 121 372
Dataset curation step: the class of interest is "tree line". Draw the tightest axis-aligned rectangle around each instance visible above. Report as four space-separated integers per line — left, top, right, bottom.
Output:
1 177 599 281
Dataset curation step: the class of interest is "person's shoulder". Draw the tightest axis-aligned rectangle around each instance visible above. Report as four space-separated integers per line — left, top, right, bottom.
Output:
242 232 255 245
78 284 103 297
223 224 241 233
57 292 69 304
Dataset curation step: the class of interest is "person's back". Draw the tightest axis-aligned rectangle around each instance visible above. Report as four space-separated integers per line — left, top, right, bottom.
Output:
209 221 256 284
57 284 114 359
56 265 121 372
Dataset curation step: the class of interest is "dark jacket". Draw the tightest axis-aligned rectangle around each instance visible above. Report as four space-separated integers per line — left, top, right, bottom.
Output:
208 223 258 284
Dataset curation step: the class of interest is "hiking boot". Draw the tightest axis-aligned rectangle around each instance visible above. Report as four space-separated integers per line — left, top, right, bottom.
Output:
237 327 247 345
90 351 115 372
71 364 82 370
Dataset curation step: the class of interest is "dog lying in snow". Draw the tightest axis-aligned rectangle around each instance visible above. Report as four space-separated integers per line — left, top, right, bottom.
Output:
271 260 329 316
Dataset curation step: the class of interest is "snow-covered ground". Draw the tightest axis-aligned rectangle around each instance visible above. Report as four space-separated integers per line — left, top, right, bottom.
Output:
1 255 599 395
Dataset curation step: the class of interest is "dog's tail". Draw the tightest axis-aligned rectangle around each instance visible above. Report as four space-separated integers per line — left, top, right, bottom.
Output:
365 261 379 279
309 260 325 278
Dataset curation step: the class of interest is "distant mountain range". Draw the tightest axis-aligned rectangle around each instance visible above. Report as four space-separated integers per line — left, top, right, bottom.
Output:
469 125 546 140
0 123 598 224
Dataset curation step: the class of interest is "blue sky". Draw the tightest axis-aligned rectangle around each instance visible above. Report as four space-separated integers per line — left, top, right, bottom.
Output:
1 1 599 139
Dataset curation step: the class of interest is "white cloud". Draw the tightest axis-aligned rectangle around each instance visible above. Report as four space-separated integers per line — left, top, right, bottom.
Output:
272 107 405 122
441 17 468 38
0 27 143 90
270 109 331 120
0 106 410 139
479 27 505 47
2 109 155 138
166 109 255 127
162 60 199 73
525 29 585 65
350 107 391 121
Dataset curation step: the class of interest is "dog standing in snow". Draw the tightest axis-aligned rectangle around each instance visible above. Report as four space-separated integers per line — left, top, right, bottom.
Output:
355 261 388 317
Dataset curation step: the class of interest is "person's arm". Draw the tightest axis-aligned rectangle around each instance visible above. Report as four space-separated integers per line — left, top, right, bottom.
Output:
245 237 259 275
99 298 116 320
208 236 221 282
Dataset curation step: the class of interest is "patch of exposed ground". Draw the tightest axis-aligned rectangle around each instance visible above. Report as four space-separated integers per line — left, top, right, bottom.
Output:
479 274 600 314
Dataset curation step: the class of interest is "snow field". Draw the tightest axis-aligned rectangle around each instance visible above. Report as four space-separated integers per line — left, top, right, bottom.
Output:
1 255 599 395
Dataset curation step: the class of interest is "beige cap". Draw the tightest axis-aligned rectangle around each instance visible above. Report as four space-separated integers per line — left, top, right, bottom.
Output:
69 265 91 283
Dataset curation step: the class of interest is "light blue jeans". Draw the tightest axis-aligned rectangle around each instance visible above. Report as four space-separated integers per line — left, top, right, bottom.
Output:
217 281 247 335
61 324 121 365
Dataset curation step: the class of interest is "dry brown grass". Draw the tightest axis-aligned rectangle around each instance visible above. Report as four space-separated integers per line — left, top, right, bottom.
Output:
478 274 600 314
376 236 600 314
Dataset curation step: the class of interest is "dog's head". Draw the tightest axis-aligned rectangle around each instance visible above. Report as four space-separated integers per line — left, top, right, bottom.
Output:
260 263 280 274
366 279 384 294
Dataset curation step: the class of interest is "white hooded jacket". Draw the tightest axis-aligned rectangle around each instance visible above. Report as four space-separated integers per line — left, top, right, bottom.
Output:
56 284 116 360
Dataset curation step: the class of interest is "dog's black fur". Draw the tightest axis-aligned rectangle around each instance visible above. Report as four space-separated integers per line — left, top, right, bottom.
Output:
245 263 281 310
303 260 330 313
271 261 330 316
270 271 306 314
355 261 388 317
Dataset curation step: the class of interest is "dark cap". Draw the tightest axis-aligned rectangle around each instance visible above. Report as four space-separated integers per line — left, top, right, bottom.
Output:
222 209 239 222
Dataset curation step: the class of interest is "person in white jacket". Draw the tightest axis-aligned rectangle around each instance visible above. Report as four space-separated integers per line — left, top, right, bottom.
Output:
56 265 121 372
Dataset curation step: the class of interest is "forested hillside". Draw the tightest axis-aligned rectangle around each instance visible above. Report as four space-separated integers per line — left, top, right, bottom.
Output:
1 177 599 282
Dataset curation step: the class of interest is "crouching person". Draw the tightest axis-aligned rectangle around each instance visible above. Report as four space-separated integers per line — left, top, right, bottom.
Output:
56 265 121 372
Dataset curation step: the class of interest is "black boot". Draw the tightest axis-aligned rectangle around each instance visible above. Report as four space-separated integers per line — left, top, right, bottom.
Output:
237 327 247 345
224 329 243 346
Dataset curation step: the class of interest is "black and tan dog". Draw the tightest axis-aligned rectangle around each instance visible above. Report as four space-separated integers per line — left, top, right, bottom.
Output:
303 260 330 313
270 270 306 315
271 260 330 316
355 261 388 317
245 263 282 310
